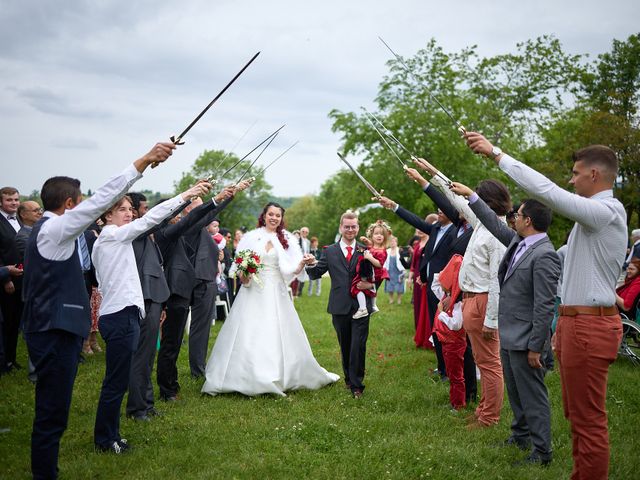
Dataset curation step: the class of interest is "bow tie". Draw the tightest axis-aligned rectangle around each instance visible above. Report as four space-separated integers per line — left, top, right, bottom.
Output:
7 215 17 221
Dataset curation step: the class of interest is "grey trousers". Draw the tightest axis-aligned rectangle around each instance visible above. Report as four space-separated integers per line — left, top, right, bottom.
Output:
188 281 217 377
126 300 162 416
501 348 552 459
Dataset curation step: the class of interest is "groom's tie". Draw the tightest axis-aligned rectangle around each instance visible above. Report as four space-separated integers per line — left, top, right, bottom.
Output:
345 246 353 263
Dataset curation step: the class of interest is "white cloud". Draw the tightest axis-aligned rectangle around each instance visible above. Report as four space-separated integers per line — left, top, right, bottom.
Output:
0 0 638 197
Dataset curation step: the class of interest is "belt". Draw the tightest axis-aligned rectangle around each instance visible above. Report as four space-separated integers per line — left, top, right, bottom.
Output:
559 305 618 317
462 292 487 299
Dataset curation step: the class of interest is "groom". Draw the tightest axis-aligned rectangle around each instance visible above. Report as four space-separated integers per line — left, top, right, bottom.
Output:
305 211 373 398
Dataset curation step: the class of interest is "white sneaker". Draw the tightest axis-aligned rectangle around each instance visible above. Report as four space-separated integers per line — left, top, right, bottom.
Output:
352 308 368 319
371 305 380 314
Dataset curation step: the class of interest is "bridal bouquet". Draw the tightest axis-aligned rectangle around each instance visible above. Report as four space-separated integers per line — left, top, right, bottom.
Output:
232 249 264 287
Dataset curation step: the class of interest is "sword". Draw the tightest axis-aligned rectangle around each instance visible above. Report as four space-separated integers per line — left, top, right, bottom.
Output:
254 141 299 177
363 108 451 187
219 124 285 179
361 109 406 168
235 128 282 184
337 152 383 199
152 51 261 168
378 37 466 136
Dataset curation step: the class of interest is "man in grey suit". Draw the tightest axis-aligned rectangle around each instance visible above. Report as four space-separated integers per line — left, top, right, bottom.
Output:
305 211 373 398
452 183 560 467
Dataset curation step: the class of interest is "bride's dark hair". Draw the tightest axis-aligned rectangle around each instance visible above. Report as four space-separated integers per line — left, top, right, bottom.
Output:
257 202 289 249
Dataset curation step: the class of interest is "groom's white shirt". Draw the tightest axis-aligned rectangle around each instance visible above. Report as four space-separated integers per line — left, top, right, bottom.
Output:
339 238 356 258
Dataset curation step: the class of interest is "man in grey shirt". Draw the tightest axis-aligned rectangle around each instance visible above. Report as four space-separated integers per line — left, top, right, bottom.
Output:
465 132 626 480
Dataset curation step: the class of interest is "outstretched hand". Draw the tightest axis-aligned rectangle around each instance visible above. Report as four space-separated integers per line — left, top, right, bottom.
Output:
464 132 494 158
404 167 428 187
449 182 474 198
413 157 438 176
181 180 213 201
214 186 235 204
378 195 397 210
135 142 176 172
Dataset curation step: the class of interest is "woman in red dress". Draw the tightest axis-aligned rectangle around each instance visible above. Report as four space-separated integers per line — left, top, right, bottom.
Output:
616 259 640 317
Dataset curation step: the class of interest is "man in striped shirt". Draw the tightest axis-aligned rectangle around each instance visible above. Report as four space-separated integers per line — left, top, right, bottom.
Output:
465 132 626 480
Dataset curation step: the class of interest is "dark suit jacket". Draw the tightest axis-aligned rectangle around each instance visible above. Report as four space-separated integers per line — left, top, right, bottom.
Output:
396 182 474 284
306 242 369 316
156 198 231 299
470 197 561 352
0 214 21 265
188 229 219 283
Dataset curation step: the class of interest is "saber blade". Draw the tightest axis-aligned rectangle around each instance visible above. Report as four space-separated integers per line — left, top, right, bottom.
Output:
221 124 285 178
337 152 381 198
255 141 299 177
361 109 406 167
378 37 466 134
235 128 281 183
172 52 261 144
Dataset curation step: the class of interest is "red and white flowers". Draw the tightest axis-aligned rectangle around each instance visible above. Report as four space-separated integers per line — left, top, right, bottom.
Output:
232 249 264 286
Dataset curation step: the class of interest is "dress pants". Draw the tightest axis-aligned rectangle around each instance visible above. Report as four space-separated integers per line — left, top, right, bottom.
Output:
463 338 478 402
462 293 503 426
332 313 369 392
188 281 217 378
25 329 82 480
556 314 622 480
94 306 140 447
126 301 162 417
157 294 190 399
501 348 552 460
442 339 467 409
1 290 23 367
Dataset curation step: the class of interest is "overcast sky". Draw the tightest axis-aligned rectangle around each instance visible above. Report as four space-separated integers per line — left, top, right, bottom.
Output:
1 0 638 197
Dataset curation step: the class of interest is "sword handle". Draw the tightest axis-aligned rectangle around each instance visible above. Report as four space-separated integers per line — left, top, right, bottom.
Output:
151 134 185 169
458 125 467 136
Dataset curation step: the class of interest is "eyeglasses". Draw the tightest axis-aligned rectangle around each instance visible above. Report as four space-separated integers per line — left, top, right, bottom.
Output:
30 208 44 214
342 225 358 230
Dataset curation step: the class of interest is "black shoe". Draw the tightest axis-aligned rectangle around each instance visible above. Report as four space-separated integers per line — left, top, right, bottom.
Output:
512 453 552 467
147 407 163 417
496 436 531 451
160 395 178 402
95 439 130 454
127 413 150 422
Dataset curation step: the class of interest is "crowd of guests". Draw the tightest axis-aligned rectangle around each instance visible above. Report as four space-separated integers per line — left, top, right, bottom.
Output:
0 132 638 479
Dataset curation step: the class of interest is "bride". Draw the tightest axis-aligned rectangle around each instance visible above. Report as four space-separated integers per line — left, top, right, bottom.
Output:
201 202 339 396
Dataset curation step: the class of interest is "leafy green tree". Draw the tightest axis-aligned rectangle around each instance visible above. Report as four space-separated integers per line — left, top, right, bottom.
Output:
174 149 272 232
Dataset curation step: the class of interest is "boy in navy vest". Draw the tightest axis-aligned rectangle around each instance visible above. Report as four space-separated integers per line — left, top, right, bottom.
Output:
22 142 175 479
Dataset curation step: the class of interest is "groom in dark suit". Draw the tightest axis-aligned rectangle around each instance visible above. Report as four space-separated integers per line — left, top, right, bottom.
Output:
305 211 373 398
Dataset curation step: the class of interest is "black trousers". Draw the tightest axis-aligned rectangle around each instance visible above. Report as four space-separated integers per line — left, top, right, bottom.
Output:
127 301 162 416
463 337 478 402
26 329 83 480
332 313 370 392
1 289 23 367
94 306 140 447
188 281 217 378
157 294 190 399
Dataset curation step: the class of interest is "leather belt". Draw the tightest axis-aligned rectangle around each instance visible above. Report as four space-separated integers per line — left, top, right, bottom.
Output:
462 292 487 299
559 305 618 317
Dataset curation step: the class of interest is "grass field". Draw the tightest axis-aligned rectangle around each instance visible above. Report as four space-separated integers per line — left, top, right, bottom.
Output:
1 278 639 479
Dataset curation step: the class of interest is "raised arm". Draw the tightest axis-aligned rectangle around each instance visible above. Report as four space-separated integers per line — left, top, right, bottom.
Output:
378 194 436 235
465 132 616 231
452 183 516 247
404 167 460 225
41 143 175 247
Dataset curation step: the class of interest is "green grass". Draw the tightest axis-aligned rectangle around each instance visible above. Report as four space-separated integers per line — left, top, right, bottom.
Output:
1 278 639 479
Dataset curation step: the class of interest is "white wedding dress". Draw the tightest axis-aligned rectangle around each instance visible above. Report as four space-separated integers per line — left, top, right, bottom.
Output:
201 246 339 397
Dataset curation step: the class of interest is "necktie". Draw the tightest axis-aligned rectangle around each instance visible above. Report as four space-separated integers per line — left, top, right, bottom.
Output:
506 241 526 276
78 235 91 271
346 246 353 263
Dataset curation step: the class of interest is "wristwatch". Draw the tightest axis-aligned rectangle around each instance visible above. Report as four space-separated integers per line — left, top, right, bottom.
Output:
490 146 503 159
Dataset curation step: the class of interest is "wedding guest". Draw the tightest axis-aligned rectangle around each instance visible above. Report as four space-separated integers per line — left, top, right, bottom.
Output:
15 201 43 261
465 132 626 479
92 182 211 453
616 258 640 317
384 235 405 305
307 237 322 296
22 142 176 478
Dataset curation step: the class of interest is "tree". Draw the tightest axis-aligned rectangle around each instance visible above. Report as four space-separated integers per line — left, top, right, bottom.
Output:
174 149 273 232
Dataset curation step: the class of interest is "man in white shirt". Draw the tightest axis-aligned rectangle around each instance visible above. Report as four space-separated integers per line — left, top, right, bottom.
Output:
22 142 176 478
465 132 626 480
92 181 213 454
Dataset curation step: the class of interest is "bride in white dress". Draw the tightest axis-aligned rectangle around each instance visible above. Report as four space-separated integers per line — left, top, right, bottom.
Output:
201 202 339 396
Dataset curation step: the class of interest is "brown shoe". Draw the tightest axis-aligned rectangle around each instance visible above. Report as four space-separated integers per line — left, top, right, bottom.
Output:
82 340 94 355
89 332 102 353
